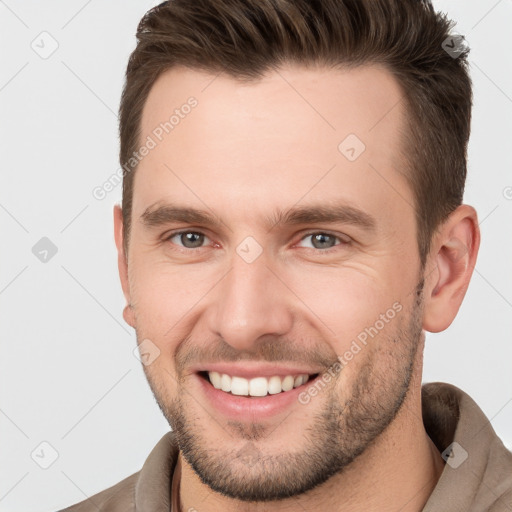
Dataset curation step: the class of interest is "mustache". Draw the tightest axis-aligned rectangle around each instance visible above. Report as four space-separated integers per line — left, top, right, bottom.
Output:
175 334 340 373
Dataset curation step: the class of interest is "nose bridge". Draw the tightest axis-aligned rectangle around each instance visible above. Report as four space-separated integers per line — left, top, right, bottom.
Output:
207 250 292 351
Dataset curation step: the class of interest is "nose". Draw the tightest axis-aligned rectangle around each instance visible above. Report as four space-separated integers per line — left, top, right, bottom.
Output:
205 251 293 352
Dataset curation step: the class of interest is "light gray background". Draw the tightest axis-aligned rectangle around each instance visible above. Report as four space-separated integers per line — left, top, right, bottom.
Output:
1 1 511 511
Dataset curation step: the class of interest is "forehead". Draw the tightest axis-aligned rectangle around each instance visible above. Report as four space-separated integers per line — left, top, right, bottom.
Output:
134 63 413 232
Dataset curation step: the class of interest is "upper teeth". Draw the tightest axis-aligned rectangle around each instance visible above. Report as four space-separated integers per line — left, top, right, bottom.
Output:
208 372 310 397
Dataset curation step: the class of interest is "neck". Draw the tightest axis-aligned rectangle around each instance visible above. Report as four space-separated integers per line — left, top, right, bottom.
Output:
178 352 445 512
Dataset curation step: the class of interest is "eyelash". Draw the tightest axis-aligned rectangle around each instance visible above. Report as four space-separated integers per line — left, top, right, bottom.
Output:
163 230 351 254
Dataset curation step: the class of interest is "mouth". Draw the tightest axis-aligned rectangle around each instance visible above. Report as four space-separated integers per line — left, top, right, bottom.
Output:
198 371 320 398
193 363 325 419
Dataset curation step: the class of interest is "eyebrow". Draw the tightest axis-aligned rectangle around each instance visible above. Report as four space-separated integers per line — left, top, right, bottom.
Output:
140 202 377 233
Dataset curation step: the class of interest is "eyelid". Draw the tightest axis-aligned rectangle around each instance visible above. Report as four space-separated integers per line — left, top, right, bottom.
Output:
163 229 214 249
295 230 352 245
162 229 352 252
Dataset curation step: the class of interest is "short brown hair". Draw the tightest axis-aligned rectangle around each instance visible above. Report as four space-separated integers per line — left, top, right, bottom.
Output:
119 0 472 268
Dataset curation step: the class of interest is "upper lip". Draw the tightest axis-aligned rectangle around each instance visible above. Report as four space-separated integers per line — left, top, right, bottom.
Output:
192 363 323 379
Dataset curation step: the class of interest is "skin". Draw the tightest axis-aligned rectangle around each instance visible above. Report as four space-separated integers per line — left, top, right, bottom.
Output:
113 63 480 512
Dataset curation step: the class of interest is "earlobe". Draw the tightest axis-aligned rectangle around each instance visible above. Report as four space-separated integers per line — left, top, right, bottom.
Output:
113 204 135 329
123 303 135 328
422 205 480 333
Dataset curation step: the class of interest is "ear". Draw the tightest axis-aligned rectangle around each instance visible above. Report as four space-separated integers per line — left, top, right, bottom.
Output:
422 204 480 333
113 204 135 328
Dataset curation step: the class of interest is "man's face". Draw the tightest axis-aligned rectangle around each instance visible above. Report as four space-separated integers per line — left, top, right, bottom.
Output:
121 64 426 500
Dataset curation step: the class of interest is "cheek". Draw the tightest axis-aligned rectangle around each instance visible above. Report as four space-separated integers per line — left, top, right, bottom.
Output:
283 263 411 382
130 258 218 337
286 264 398 338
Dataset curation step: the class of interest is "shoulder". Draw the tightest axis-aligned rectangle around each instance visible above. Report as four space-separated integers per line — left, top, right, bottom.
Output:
483 436 512 512
487 487 512 512
421 382 512 512
58 431 179 511
58 471 140 512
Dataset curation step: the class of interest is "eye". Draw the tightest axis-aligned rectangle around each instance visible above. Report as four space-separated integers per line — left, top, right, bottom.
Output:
296 232 350 251
166 230 211 249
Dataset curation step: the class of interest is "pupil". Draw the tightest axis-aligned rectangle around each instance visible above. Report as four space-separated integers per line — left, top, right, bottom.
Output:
182 232 203 248
312 233 334 249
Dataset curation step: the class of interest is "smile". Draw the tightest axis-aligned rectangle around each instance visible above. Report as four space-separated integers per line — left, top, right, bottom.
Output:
205 371 317 397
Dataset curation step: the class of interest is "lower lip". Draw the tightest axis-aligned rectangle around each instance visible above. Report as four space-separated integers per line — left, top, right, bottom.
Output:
196 373 318 420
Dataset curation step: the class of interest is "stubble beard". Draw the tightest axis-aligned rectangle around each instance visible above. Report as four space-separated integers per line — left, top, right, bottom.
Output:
141 279 425 502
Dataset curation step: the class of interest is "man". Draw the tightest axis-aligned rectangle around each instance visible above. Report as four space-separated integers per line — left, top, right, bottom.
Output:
61 0 512 510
